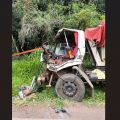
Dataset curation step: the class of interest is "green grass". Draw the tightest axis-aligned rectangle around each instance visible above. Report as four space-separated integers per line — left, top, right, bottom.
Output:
83 84 105 105
12 51 45 96
12 51 105 107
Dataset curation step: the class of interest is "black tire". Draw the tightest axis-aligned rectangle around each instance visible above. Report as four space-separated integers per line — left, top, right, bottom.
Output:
55 73 85 101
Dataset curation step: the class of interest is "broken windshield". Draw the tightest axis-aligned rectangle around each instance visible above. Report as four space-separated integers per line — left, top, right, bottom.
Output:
55 43 67 56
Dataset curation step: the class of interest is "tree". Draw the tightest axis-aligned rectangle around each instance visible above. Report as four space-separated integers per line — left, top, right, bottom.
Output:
12 0 105 52
12 0 24 52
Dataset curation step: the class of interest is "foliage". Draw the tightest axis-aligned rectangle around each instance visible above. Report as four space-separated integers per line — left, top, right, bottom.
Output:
83 53 94 69
12 0 105 51
12 0 24 51
12 0 24 33
64 4 103 30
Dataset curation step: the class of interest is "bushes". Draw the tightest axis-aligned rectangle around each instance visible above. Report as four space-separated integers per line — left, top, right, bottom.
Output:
12 0 105 51
64 4 104 30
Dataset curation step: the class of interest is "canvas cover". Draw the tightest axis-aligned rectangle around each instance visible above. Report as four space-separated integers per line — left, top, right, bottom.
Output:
85 20 105 47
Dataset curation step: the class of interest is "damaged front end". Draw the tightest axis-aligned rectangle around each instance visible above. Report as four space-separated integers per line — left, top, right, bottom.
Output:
19 28 87 101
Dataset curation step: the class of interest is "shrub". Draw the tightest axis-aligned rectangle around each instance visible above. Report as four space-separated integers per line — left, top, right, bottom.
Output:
64 4 104 30
12 0 105 51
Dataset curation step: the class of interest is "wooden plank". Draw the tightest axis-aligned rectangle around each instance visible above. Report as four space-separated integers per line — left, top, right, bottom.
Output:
88 41 105 66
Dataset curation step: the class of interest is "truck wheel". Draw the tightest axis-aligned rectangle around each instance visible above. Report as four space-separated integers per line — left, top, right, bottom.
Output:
55 73 85 101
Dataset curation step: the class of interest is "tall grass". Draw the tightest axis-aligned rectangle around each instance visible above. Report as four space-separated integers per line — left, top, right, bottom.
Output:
12 51 105 106
12 51 44 96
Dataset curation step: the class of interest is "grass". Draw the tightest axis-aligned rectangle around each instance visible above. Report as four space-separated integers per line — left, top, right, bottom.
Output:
12 51 105 107
12 51 44 96
83 84 105 105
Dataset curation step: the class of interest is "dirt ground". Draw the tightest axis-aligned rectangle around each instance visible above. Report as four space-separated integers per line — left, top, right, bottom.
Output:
12 102 105 120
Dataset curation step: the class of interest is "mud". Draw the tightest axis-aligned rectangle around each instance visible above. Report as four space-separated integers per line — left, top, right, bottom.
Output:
12 103 105 120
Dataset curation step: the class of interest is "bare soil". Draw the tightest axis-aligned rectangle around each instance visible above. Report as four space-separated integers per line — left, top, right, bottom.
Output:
12 103 105 120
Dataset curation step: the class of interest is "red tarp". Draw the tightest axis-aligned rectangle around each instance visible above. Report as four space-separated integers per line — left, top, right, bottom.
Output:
73 32 78 56
85 20 105 47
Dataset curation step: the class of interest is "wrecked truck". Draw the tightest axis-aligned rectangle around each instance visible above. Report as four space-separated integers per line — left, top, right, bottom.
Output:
20 20 105 101
39 20 105 101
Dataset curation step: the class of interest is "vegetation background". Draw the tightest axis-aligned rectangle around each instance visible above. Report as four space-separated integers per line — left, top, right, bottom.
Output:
12 0 105 53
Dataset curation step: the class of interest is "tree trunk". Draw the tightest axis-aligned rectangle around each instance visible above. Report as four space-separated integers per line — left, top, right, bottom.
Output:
12 35 19 53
